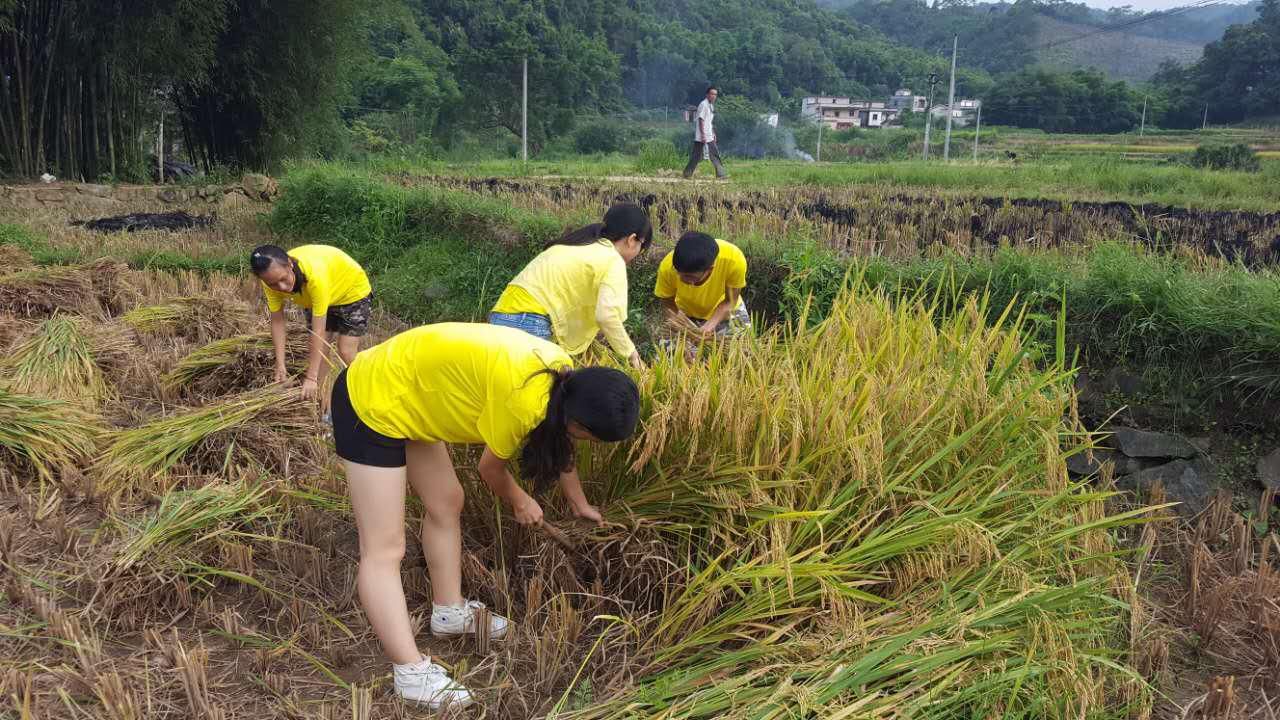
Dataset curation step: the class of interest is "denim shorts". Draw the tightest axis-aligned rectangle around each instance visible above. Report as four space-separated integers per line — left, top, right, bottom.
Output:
488 311 553 341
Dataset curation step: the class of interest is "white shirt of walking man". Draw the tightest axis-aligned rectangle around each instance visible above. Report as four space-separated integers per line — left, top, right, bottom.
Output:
696 88 717 144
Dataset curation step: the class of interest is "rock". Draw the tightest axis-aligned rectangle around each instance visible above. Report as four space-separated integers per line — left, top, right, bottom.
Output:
72 195 122 214
1102 368 1145 396
1111 427 1198 460
158 188 180 203
1256 448 1280 491
1066 448 1164 478
219 190 251 209
1189 437 1212 455
1120 458 1216 517
241 173 279 201
77 183 112 198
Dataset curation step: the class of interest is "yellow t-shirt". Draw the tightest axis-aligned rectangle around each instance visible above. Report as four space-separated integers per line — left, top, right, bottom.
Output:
262 245 371 317
654 239 747 320
491 240 636 359
345 323 572 459
492 285 547 316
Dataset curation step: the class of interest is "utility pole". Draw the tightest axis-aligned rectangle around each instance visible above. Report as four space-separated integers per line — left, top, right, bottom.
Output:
943 35 958 161
816 116 823 162
521 57 528 163
1201 103 1209 131
972 101 982 162
1139 96 1147 138
157 111 164 184
923 73 938 161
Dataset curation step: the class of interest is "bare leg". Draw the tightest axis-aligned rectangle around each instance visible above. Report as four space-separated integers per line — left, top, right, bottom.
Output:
346 460 421 665
336 333 360 366
405 441 465 607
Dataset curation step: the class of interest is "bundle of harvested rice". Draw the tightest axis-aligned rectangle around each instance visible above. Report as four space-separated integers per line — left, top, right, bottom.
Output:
123 295 252 342
0 244 33 269
162 331 309 394
96 386 314 494
85 258 138 316
114 482 280 573
1 315 135 406
0 387 100 483
0 265 96 318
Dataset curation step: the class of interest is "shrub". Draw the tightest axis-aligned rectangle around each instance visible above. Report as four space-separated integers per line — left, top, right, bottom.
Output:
573 119 633 155
1187 143 1261 172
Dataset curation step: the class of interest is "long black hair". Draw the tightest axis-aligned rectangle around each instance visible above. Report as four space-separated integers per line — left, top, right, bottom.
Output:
520 366 641 494
550 203 653 252
249 244 290 276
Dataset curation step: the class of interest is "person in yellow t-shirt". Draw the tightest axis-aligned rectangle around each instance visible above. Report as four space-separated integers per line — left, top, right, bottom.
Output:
250 244 372 406
329 322 640 711
490 203 651 370
654 231 751 354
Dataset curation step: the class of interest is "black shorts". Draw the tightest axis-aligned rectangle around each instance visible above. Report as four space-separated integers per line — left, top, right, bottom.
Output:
304 292 373 337
331 368 406 468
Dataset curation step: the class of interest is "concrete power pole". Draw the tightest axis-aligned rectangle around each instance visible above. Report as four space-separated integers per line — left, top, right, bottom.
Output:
816 116 823 162
157 112 164 184
1139 96 1147 138
943 35 958 161
1201 103 1209 131
972 101 982 162
521 57 528 163
923 73 938 161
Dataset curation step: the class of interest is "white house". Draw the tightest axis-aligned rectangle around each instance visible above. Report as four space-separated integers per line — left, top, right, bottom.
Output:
929 99 981 127
801 97 901 130
889 89 928 113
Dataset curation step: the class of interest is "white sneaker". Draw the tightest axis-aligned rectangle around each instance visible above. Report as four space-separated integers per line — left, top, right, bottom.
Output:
393 656 472 710
430 600 510 640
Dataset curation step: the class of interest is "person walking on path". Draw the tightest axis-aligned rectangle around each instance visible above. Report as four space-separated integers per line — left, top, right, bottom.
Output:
683 86 728 179
489 203 651 370
251 244 372 413
330 322 641 710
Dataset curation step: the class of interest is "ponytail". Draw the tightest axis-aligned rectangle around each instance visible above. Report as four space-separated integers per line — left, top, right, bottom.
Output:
249 244 290 276
520 366 641 494
548 203 654 252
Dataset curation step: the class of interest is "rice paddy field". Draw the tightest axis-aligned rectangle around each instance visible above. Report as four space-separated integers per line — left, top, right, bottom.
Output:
1 155 1279 718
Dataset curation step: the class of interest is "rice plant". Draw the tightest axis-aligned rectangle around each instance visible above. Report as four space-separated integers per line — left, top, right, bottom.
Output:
114 482 280 572
123 295 251 341
95 387 313 494
0 315 132 406
162 332 309 395
565 279 1149 719
0 387 100 482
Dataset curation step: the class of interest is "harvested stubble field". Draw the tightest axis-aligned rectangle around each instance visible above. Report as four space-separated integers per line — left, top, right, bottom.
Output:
403 175 1280 267
0 185 1277 719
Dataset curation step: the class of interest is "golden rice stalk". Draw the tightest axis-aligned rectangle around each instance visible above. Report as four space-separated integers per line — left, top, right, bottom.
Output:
162 331 308 395
0 244 33 270
0 315 135 406
86 258 138 316
0 387 100 483
123 295 252 342
0 264 96 318
95 386 313 494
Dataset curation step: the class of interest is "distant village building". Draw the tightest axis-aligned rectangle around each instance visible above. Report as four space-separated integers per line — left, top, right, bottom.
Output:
801 97 901 130
889 89 928 113
929 99 981 127
802 90 980 130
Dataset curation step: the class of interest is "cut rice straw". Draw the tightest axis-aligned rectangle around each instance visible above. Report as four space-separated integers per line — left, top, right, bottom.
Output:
162 331 308 395
96 386 313 494
0 315 133 407
0 387 100 483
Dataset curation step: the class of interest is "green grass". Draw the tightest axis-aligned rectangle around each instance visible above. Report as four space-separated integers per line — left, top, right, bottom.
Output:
354 152 1280 211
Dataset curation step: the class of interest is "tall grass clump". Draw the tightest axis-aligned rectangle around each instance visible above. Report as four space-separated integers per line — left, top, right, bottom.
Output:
571 281 1147 718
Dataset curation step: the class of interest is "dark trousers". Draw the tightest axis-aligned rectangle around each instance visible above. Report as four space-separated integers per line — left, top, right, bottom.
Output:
683 141 726 178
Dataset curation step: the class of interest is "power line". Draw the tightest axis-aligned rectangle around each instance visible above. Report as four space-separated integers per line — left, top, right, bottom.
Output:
1029 0 1224 52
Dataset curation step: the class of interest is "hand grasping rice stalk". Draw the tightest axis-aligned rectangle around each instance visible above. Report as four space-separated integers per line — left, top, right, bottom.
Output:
113 482 279 573
1 315 134 407
123 295 252 342
565 279 1152 719
96 386 314 495
162 331 309 395
0 387 100 484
